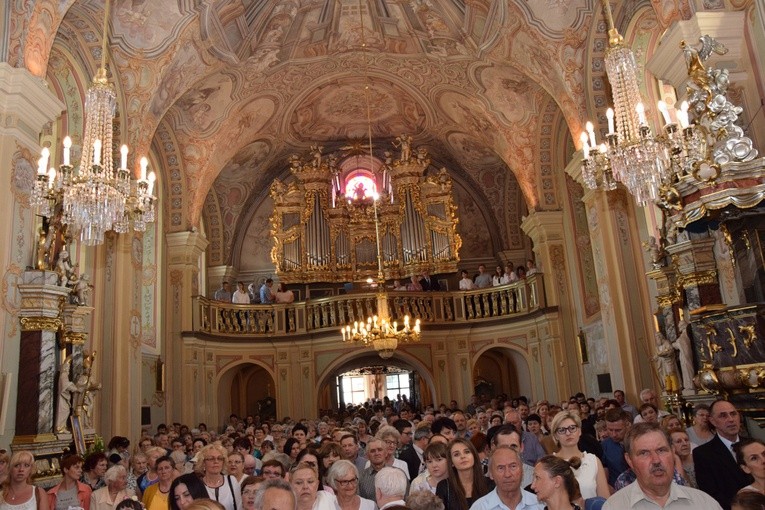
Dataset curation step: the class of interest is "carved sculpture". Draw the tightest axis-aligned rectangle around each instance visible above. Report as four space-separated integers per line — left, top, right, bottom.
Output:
55 356 76 433
672 318 695 392
654 331 680 393
73 352 102 430
56 250 77 287
69 273 93 306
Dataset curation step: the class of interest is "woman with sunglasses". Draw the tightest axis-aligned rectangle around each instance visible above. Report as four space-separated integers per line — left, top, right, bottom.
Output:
196 444 241 510
549 411 609 502
326 460 374 510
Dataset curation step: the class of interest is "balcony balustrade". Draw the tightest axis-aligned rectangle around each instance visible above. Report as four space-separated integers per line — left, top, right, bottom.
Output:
192 274 547 339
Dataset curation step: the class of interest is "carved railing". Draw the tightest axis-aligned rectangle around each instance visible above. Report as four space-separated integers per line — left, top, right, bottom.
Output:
192 274 547 338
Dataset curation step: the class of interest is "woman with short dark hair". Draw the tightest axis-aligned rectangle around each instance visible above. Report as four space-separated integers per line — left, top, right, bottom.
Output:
82 453 109 491
48 454 92 510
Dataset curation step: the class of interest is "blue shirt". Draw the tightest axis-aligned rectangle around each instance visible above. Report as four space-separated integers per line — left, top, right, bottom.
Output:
521 431 545 466
259 283 273 304
602 437 628 486
470 488 544 510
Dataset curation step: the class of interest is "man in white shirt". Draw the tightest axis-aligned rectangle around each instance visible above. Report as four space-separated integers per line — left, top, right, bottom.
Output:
375 467 408 510
459 270 476 290
232 281 250 304
471 445 543 510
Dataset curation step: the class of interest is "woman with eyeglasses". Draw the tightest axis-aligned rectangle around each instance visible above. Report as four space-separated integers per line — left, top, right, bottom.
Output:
549 411 609 502
290 462 336 510
1 451 49 510
196 444 241 510
239 476 263 510
326 460 374 510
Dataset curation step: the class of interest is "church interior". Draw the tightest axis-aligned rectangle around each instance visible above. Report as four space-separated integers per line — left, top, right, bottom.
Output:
1 0 765 467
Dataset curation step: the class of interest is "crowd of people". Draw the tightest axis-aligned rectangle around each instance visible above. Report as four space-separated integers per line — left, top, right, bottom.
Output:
1 390 760 510
212 260 540 305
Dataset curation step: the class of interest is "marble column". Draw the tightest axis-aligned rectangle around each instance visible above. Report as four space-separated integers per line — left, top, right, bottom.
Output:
167 232 208 424
0 63 64 447
565 156 655 399
15 270 70 440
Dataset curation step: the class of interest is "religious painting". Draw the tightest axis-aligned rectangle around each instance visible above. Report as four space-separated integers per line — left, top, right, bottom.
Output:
70 415 86 455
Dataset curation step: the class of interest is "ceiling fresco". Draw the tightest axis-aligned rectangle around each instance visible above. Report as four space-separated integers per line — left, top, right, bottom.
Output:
7 0 698 266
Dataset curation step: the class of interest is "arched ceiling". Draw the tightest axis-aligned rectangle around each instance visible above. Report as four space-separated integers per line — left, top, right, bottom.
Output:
8 0 690 265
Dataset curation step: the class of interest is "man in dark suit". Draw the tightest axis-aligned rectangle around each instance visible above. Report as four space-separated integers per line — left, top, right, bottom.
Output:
693 399 752 510
419 271 440 291
398 422 430 479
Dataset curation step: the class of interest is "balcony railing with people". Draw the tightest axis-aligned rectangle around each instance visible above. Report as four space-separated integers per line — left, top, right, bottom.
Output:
191 274 548 338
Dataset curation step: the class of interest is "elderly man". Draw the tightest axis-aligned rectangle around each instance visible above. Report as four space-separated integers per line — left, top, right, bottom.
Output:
358 438 389 500
490 424 534 489
375 467 408 510
633 389 670 423
504 409 545 466
255 478 296 510
694 400 752 510
603 422 721 510
472 445 543 510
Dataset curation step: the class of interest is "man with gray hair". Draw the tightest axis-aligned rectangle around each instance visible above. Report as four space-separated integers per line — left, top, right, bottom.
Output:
375 467 408 510
254 478 295 510
359 438 388 500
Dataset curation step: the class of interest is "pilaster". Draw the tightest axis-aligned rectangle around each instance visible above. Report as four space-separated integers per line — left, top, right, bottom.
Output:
167 231 208 424
521 210 579 400
566 157 655 400
0 64 64 446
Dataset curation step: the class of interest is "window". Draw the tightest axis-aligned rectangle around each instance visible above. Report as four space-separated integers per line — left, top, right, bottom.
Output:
341 376 367 405
386 373 410 401
345 173 377 200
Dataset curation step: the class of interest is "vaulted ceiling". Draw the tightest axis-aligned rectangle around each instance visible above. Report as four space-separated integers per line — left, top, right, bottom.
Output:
7 0 688 266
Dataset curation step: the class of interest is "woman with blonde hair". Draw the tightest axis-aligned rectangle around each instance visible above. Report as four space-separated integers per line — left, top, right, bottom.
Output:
1 451 49 510
197 444 241 510
549 411 608 501
0 451 9 487
289 462 335 510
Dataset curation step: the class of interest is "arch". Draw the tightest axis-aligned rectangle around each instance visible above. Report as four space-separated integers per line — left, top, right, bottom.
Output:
472 344 534 400
314 348 437 411
215 360 276 425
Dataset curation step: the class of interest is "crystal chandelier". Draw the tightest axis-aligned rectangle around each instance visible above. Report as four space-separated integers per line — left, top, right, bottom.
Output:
339 5 421 359
580 0 755 208
30 0 156 246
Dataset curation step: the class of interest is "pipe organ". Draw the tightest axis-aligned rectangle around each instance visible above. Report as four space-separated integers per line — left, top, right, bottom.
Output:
269 141 461 283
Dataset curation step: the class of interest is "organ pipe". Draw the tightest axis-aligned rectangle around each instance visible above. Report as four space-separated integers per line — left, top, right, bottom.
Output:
269 141 461 283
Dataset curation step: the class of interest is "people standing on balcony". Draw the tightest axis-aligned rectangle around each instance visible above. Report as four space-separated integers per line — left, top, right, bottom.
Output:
501 264 519 284
406 275 423 292
231 282 249 304
419 270 440 291
492 266 504 286
213 281 232 302
474 264 492 288
526 259 538 276
259 279 274 304
274 283 294 304
458 270 476 290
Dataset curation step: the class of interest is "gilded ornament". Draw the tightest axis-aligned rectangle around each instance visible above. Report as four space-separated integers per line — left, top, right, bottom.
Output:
739 324 756 349
20 317 62 331
725 327 738 358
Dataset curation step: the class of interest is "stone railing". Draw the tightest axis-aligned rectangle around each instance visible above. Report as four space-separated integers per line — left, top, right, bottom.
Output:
192 274 547 338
